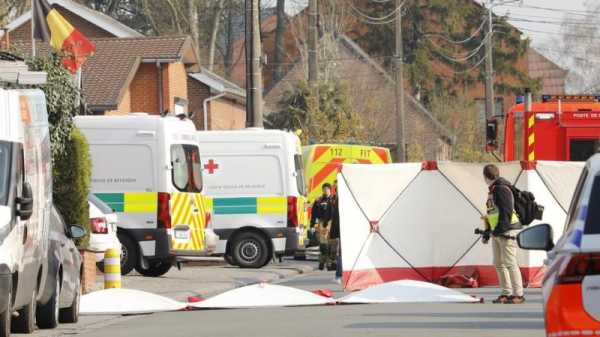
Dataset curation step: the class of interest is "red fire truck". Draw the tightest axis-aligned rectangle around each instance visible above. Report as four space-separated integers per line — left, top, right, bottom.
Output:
487 95 600 162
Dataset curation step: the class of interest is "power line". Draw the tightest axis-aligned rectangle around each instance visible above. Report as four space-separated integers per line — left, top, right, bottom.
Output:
422 17 487 45
501 4 599 17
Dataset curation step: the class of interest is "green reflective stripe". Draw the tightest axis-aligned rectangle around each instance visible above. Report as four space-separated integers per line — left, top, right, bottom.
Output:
213 197 258 215
95 193 124 212
94 192 157 213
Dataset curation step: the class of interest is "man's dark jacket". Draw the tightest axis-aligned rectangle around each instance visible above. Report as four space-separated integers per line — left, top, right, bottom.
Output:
489 177 521 235
311 195 334 227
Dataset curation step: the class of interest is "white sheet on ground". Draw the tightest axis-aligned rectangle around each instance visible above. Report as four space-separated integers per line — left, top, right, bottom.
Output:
80 288 187 315
339 280 480 304
191 283 335 309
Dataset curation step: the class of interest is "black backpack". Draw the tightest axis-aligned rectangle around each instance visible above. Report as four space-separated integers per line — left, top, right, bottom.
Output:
508 185 544 226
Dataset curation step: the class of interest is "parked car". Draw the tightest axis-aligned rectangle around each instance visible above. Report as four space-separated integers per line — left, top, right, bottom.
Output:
36 206 85 329
518 153 600 337
88 194 120 264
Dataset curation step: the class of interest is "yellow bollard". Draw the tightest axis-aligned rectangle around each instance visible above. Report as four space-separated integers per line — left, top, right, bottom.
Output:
103 248 121 289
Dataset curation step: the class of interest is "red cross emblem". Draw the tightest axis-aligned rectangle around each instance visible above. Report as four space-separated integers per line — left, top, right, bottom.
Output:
204 159 219 174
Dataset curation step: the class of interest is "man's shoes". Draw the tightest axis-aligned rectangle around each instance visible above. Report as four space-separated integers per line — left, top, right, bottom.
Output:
318 262 325 270
509 296 526 304
492 295 511 304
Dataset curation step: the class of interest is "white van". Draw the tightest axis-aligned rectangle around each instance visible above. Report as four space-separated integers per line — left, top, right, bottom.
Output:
0 83 54 334
196 129 308 268
75 115 216 277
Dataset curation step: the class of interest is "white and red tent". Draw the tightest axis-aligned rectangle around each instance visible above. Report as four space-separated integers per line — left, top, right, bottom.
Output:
339 161 584 291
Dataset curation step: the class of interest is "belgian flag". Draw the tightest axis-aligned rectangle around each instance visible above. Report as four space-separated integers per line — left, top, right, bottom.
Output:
32 0 96 73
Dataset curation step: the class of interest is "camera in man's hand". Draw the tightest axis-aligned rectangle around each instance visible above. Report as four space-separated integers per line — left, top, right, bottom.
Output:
474 228 491 243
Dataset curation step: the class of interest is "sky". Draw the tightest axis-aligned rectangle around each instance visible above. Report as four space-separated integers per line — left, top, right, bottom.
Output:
484 0 588 47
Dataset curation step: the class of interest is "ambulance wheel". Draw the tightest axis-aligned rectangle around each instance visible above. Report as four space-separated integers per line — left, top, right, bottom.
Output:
118 233 137 276
136 260 171 277
231 232 269 269
223 254 236 266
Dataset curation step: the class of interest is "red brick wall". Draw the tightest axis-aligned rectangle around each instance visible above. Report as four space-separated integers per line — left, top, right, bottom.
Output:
188 77 212 129
130 63 159 113
164 62 188 114
106 88 131 115
9 6 116 42
209 99 246 130
80 250 97 294
187 77 246 130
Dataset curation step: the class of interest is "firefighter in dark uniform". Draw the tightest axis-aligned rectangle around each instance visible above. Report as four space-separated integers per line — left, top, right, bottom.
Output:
310 183 335 270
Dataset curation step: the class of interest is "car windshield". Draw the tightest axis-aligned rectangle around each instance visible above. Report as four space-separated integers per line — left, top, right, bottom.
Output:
171 144 203 193
0 142 11 206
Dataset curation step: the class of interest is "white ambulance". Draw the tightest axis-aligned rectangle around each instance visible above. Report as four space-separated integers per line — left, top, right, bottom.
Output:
196 129 308 268
75 115 217 277
0 61 54 336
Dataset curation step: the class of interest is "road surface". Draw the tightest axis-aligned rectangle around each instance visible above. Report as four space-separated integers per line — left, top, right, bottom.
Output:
40 264 545 337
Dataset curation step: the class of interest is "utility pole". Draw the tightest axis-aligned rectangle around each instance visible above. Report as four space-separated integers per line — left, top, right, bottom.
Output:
393 0 406 162
484 0 495 120
308 0 318 86
245 0 263 127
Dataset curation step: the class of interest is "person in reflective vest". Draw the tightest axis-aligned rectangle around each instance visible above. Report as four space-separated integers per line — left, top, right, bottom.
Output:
482 164 525 304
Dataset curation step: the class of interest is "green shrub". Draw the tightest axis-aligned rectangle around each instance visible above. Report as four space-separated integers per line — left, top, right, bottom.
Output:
53 128 92 248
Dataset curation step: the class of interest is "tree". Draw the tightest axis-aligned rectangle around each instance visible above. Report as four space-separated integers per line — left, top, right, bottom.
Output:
543 0 600 93
27 53 91 246
430 94 494 162
0 0 27 26
27 54 80 159
265 79 368 144
355 0 535 106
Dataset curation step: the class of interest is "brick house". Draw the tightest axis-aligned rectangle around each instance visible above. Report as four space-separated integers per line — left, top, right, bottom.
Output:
188 68 246 130
2 0 247 126
265 35 455 160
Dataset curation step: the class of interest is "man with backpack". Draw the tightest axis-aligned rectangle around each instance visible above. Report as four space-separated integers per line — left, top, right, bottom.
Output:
482 164 525 304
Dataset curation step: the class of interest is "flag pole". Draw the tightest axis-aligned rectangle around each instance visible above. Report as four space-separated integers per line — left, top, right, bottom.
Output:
31 0 36 57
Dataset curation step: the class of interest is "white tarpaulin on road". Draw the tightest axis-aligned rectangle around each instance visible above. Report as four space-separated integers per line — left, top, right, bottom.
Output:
80 288 187 315
339 280 480 304
340 161 584 290
191 283 335 309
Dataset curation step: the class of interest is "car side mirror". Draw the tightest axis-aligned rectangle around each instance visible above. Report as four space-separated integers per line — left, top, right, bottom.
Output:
517 224 555 251
69 225 86 239
16 182 33 221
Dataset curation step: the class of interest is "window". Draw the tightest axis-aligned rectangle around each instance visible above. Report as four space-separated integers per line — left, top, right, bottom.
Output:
294 154 306 195
0 141 11 206
565 168 589 233
584 176 600 234
171 144 203 193
570 139 600 162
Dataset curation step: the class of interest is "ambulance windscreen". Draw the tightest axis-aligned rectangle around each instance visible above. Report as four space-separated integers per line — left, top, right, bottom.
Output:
0 141 10 206
171 144 202 193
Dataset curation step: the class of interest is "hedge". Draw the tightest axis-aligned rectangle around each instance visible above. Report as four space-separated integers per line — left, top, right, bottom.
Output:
53 128 92 248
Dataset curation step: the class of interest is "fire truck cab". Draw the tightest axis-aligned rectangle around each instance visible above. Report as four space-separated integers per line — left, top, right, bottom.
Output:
490 95 600 162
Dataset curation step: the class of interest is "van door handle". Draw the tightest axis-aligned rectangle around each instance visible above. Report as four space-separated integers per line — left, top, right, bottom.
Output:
22 226 27 245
